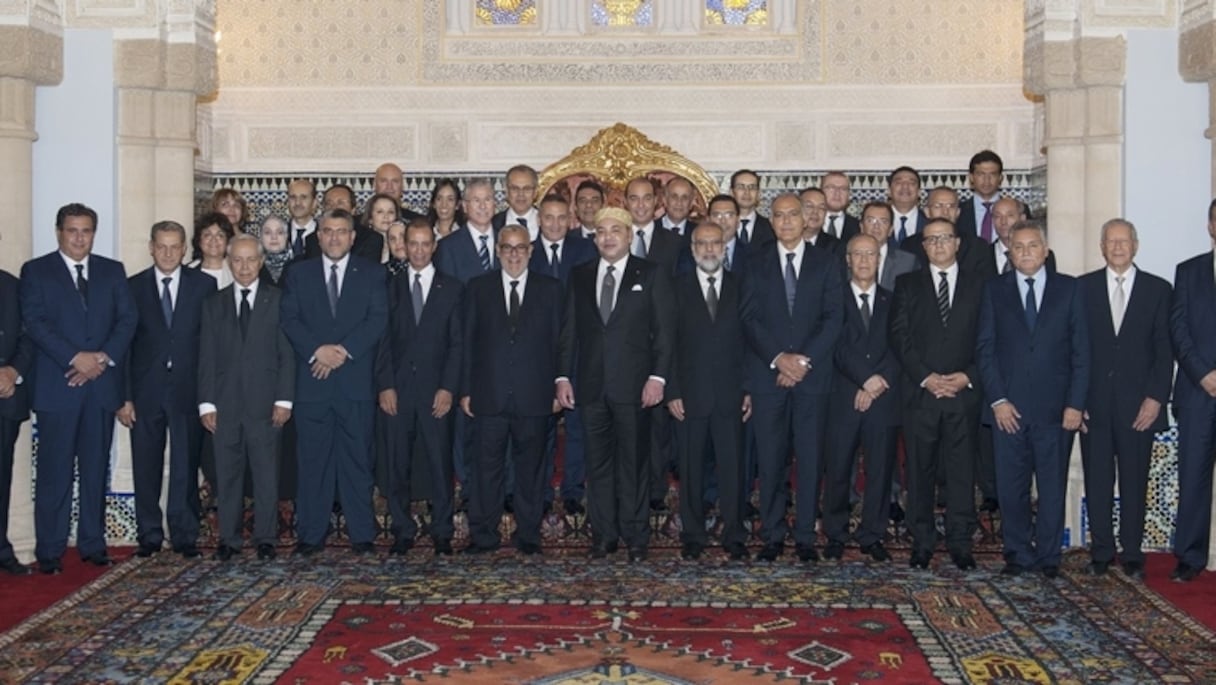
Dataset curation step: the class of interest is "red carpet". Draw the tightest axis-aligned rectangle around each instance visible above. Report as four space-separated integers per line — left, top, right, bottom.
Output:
0 547 132 633
1144 553 1216 632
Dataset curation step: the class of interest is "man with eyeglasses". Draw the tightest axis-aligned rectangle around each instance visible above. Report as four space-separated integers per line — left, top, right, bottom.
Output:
902 186 988 275
460 225 562 556
822 172 860 243
860 202 919 292
730 169 775 247
280 208 387 558
666 221 750 561
889 218 986 572
492 165 540 240
822 233 900 563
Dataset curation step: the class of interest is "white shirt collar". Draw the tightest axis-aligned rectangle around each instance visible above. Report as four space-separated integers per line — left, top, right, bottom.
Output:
233 278 260 306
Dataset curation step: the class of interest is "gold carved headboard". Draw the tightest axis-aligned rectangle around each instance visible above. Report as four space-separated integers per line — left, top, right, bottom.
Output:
536 123 720 217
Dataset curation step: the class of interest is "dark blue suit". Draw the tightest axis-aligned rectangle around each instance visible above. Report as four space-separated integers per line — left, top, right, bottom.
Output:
280 255 387 547
125 266 216 551
20 251 136 563
1079 267 1171 566
1169 252 1216 569
741 243 844 551
462 270 562 550
435 225 499 285
824 284 900 548
374 267 463 545
977 269 1089 569
528 233 596 505
0 271 33 565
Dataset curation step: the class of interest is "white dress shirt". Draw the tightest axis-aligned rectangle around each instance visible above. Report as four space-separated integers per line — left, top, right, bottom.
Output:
596 255 628 312
506 207 539 241
777 239 806 279
199 278 292 415
501 268 528 313
322 253 350 294
407 264 436 305
465 224 496 267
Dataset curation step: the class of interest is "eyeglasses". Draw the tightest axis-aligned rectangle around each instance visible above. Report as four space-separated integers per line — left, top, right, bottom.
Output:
863 217 892 227
498 243 531 255
732 184 759 191
847 250 878 258
708 211 738 219
319 227 352 237
692 240 725 248
922 235 958 245
927 202 958 211
507 185 536 194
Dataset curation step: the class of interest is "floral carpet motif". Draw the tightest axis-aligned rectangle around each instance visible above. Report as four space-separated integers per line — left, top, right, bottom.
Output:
1 549 1212 684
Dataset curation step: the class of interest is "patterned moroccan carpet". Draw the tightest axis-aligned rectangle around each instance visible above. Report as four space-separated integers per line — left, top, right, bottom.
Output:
2 544 1214 684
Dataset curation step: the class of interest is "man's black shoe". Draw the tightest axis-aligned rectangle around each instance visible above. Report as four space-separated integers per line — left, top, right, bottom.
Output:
135 543 160 558
796 545 820 563
861 542 891 562
951 552 977 570
1000 562 1026 576
389 539 414 556
214 545 238 562
0 557 33 575
257 544 277 560
627 546 648 563
517 541 542 556
1041 565 1060 579
1085 560 1110 576
755 543 783 562
1171 562 1201 582
1121 560 1145 580
680 542 703 560
39 559 63 575
295 543 322 557
83 553 113 567
563 498 585 515
723 542 748 561
351 542 376 555
175 545 201 559
909 551 931 569
822 542 845 560
433 538 453 556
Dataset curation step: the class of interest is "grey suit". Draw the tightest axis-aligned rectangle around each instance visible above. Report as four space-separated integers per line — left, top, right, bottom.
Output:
878 247 920 292
198 283 295 549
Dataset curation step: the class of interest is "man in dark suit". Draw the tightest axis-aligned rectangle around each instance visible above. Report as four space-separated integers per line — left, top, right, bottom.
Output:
198 234 295 561
823 234 900 562
957 150 1004 243
731 169 774 247
624 176 682 509
800 188 840 255
20 203 137 573
981 198 1058 277
530 194 596 514
280 208 387 556
461 226 562 555
0 263 34 575
491 165 540 240
556 207 676 563
860 202 920 291
660 176 697 238
888 166 930 246
902 187 988 276
286 179 319 258
375 219 463 556
889 218 986 571
666 221 750 561
117 221 217 559
822 172 860 243
978 219 1089 578
372 162 426 221
313 183 384 263
573 180 605 240
1079 219 1171 580
741 193 844 562
706 195 749 276
1168 198 1216 582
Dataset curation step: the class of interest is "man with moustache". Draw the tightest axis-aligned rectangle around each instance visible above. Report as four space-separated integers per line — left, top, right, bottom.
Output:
985 198 1057 276
461 226 562 555
741 193 843 562
492 165 540 240
119 221 217 559
556 207 675 563
280 208 387 557
822 233 900 562
977 220 1089 578
198 234 295 561
376 219 463 556
20 203 137 573
667 221 750 561
800 187 839 254
320 183 384 263
1078 219 1171 579
660 177 697 238
704 194 748 276
573 180 605 240
889 218 986 571
730 169 774 247
287 179 319 258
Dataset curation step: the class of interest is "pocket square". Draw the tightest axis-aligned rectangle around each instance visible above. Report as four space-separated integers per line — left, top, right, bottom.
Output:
631 284 644 292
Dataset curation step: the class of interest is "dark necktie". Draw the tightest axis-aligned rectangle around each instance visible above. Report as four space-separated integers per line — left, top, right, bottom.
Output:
160 276 173 328
478 234 491 271
508 280 521 329
549 243 561 278
517 217 528 229
937 270 950 325
859 292 871 331
897 215 908 244
739 219 750 245
633 230 647 258
1024 276 1038 331
724 244 732 272
411 272 424 325
706 275 719 322
828 215 838 238
1002 249 1014 274
784 252 797 315
239 288 251 339
293 228 306 257
327 263 339 317
599 265 616 324
74 264 88 309
980 201 994 243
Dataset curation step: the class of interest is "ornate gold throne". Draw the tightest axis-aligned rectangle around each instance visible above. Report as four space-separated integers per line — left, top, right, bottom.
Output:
536 123 720 219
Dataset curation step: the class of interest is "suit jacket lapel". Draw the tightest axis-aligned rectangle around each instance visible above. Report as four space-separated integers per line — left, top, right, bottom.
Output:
608 262 643 327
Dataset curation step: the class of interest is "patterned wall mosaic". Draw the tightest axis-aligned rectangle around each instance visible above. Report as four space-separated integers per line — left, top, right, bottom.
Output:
705 0 768 26
475 0 537 26
591 0 654 28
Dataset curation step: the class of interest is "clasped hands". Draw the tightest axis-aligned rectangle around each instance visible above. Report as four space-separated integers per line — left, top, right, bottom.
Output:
65 351 110 387
774 352 810 388
310 344 350 379
853 374 889 413
923 372 968 399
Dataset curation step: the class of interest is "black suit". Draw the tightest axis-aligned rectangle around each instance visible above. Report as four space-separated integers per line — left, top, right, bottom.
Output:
462 270 562 550
892 209 930 245
824 285 900 548
435 226 499 285
0 271 33 565
668 270 747 549
304 226 384 264
889 265 985 558
198 283 295 549
1078 268 1171 566
807 231 840 257
638 222 683 275
826 212 861 244
125 266 216 551
558 256 675 551
901 229 990 277
374 266 464 545
741 243 844 550
979 241 1058 279
528 234 597 283
739 213 775 247
636 223 683 502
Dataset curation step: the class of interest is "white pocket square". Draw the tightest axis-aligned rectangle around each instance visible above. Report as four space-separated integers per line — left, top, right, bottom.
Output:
631 284 644 292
